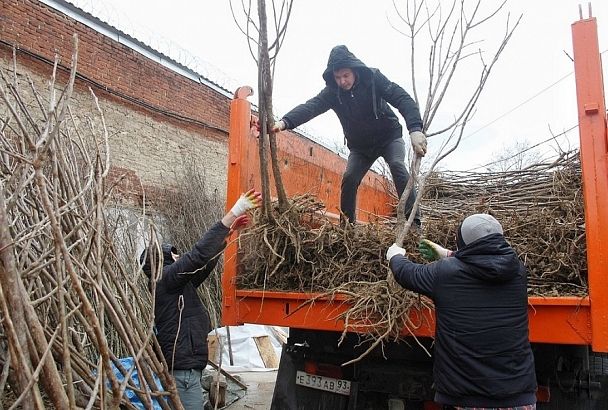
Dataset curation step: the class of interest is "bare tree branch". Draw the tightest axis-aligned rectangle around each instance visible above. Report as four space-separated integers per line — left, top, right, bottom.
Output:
389 0 521 242
232 0 293 215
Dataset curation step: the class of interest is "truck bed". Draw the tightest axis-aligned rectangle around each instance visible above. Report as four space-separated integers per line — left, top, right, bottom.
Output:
221 108 598 349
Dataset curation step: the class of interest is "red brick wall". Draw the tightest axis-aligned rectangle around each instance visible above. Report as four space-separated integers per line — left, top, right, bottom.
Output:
0 0 233 206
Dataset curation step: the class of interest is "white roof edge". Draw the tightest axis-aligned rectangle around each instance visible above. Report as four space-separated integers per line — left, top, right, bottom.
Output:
38 0 234 99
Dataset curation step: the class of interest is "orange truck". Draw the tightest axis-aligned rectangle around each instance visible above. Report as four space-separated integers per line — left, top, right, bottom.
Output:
222 15 608 409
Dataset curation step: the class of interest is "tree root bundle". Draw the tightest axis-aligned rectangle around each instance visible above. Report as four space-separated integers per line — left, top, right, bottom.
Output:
239 150 586 297
237 195 424 292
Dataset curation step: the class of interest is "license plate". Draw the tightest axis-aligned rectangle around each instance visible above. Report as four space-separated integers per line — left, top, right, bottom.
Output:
295 370 351 396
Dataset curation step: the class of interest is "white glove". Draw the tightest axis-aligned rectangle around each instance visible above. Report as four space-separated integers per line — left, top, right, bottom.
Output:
409 131 427 156
271 120 286 133
229 189 262 217
419 239 453 261
386 243 406 261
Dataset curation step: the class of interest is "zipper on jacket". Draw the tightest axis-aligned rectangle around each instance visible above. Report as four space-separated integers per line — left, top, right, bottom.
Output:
372 72 379 119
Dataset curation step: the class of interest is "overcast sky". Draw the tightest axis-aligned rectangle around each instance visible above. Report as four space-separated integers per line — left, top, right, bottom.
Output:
65 0 607 171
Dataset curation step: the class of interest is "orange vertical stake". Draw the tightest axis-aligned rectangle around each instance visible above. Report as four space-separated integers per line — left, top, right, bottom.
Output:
572 16 608 352
222 86 253 326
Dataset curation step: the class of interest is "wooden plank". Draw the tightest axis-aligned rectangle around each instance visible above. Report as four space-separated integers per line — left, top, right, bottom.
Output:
207 334 220 365
269 326 288 346
226 326 234 365
253 335 279 368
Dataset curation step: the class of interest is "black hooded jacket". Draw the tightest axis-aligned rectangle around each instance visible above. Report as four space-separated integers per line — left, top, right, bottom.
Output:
389 234 537 407
142 222 229 371
281 45 423 150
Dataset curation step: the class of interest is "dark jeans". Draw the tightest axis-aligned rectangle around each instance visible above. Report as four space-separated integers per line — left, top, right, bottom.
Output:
341 137 419 223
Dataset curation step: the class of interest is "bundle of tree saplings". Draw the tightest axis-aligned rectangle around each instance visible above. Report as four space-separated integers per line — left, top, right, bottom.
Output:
420 150 586 297
236 150 585 363
238 150 586 298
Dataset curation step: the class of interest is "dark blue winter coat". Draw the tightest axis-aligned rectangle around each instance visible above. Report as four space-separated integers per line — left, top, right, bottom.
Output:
143 222 229 371
280 45 423 151
389 233 537 407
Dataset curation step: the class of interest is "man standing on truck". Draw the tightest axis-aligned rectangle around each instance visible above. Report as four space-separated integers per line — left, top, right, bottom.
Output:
386 213 537 409
140 189 262 409
272 45 426 224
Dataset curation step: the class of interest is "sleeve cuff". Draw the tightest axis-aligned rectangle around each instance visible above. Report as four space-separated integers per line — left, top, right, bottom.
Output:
282 117 293 130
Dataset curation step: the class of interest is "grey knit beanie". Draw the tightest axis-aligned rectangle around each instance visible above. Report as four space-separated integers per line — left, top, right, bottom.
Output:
458 214 503 246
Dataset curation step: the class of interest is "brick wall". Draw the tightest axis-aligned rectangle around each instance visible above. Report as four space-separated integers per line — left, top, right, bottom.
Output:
0 0 232 207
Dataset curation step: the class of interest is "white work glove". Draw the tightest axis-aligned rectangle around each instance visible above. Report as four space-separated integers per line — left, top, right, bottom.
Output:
386 243 406 262
229 189 262 217
271 120 286 133
409 131 427 156
418 239 453 261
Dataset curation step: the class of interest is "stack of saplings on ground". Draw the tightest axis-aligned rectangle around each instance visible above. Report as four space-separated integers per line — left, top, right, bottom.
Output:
0 45 181 409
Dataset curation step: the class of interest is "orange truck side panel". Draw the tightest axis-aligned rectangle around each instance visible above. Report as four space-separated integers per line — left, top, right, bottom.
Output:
572 17 608 352
232 291 591 345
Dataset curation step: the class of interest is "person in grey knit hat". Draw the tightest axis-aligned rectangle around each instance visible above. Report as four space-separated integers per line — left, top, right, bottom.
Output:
386 214 537 409
271 45 426 224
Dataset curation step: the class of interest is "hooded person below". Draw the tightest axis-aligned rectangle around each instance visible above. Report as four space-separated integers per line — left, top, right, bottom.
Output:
388 214 537 407
139 189 261 409
141 221 229 371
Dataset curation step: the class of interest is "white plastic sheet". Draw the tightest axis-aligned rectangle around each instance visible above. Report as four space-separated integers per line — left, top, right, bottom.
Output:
208 324 287 372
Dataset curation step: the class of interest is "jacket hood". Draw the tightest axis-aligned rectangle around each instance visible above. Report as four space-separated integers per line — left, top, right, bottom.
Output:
140 243 177 276
454 233 522 283
322 45 372 87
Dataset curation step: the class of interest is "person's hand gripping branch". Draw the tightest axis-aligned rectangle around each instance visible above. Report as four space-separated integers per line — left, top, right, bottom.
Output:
386 243 406 262
418 239 453 262
409 131 427 157
271 120 286 133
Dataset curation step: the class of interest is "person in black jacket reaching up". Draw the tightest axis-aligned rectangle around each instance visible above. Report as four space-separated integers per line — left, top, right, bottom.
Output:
141 189 262 409
386 214 537 410
272 45 426 224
